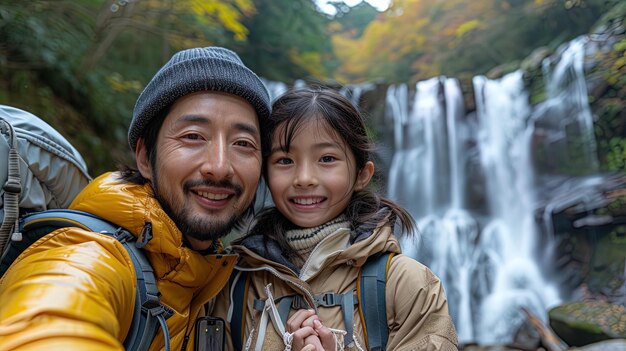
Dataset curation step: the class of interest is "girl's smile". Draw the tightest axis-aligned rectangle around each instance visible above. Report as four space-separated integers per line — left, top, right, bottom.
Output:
267 117 372 228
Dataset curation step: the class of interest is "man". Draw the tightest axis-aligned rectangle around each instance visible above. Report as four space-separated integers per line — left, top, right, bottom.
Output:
0 47 270 350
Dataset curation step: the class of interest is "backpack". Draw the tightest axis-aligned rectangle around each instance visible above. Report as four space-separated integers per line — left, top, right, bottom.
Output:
0 104 91 250
0 105 172 351
230 252 394 351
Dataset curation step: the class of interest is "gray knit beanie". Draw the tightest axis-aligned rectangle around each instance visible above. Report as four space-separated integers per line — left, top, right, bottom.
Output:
128 46 271 151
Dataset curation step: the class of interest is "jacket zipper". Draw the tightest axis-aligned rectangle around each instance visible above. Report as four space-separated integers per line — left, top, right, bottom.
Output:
180 335 190 351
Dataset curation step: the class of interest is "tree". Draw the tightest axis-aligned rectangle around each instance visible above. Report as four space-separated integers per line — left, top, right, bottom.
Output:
233 0 333 82
329 0 614 84
0 0 256 174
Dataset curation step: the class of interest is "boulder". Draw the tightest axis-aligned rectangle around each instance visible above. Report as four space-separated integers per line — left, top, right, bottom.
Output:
549 300 626 346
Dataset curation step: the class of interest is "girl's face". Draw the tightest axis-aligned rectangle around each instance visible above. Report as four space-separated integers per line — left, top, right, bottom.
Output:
267 118 373 228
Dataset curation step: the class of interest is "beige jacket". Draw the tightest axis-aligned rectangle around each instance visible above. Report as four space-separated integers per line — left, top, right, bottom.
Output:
212 218 458 351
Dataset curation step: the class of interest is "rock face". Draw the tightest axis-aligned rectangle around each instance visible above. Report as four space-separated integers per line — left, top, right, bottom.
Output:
570 339 626 351
544 174 626 305
549 300 626 347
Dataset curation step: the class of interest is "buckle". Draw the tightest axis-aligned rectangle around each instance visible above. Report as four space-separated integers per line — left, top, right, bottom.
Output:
114 228 134 243
3 179 21 194
291 295 310 309
316 293 339 307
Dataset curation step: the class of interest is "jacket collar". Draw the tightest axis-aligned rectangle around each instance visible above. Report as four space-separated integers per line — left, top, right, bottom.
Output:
232 209 402 280
69 172 183 253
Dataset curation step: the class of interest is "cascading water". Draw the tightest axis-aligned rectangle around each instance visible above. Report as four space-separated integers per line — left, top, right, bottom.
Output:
472 71 560 344
533 35 599 178
384 35 598 342
386 76 483 342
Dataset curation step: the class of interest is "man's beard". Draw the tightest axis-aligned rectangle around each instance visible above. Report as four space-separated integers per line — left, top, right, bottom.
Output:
175 211 239 242
152 177 245 242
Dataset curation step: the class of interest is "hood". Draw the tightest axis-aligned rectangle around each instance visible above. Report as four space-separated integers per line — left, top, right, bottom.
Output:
232 208 402 280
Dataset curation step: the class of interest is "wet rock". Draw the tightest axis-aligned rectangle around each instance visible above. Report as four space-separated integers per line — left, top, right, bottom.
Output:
549 300 626 347
568 338 626 351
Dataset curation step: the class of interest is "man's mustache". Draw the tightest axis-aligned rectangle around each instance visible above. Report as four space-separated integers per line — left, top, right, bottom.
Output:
183 179 242 196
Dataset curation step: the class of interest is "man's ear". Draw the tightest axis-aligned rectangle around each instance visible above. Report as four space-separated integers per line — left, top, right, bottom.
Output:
355 161 374 191
136 138 153 181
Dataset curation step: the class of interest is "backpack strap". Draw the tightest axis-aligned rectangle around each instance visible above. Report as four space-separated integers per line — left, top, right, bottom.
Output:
0 118 21 253
14 209 173 351
229 252 393 351
113 224 172 351
296 291 358 347
229 269 249 351
357 252 394 351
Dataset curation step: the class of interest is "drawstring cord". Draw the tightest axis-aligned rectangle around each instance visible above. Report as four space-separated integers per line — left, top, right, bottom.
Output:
248 284 365 351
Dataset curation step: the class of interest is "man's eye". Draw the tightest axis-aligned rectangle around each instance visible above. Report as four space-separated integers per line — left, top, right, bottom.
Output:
235 140 252 148
183 133 201 140
320 155 336 163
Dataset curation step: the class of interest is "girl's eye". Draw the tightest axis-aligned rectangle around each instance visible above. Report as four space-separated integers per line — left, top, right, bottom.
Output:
320 155 336 163
276 157 293 165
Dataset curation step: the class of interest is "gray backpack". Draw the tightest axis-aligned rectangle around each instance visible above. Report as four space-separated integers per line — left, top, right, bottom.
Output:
0 104 91 250
0 105 172 351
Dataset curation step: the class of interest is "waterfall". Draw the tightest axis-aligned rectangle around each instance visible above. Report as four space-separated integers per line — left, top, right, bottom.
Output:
386 76 482 342
472 71 560 344
387 77 452 219
385 35 598 344
533 35 599 177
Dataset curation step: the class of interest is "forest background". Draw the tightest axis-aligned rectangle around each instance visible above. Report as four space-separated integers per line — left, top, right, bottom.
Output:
0 0 624 176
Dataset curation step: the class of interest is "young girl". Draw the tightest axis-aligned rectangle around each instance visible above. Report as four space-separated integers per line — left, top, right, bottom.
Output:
211 87 458 351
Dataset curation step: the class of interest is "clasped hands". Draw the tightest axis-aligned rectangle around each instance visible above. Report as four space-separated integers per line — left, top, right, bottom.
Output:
286 309 336 351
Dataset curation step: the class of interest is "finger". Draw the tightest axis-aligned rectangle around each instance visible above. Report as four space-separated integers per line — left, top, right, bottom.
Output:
304 335 324 351
314 319 336 350
300 313 322 328
287 309 317 332
291 326 318 350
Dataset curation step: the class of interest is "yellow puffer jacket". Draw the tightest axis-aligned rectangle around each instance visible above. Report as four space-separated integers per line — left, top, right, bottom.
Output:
0 172 237 350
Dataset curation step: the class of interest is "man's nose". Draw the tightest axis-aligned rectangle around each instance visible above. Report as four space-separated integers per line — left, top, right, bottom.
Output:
200 139 234 179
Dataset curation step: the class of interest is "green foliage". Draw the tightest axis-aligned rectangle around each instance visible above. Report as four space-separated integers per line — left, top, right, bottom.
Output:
330 0 616 83
602 138 626 172
439 0 608 77
0 0 265 174
234 0 333 82
0 0 624 175
328 2 378 38
590 27 626 172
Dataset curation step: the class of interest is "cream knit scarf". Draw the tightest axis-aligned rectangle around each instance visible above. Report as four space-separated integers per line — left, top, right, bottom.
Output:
285 215 350 260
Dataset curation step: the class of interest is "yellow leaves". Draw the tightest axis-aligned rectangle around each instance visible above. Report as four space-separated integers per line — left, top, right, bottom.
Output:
456 19 483 39
186 0 254 41
232 0 255 16
332 33 375 83
288 49 326 79
607 39 626 85
106 73 142 93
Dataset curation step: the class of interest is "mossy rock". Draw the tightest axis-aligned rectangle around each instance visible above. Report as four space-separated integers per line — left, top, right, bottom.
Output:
549 300 626 347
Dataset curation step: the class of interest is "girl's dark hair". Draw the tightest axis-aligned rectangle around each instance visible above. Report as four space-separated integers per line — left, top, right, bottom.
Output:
252 87 415 260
